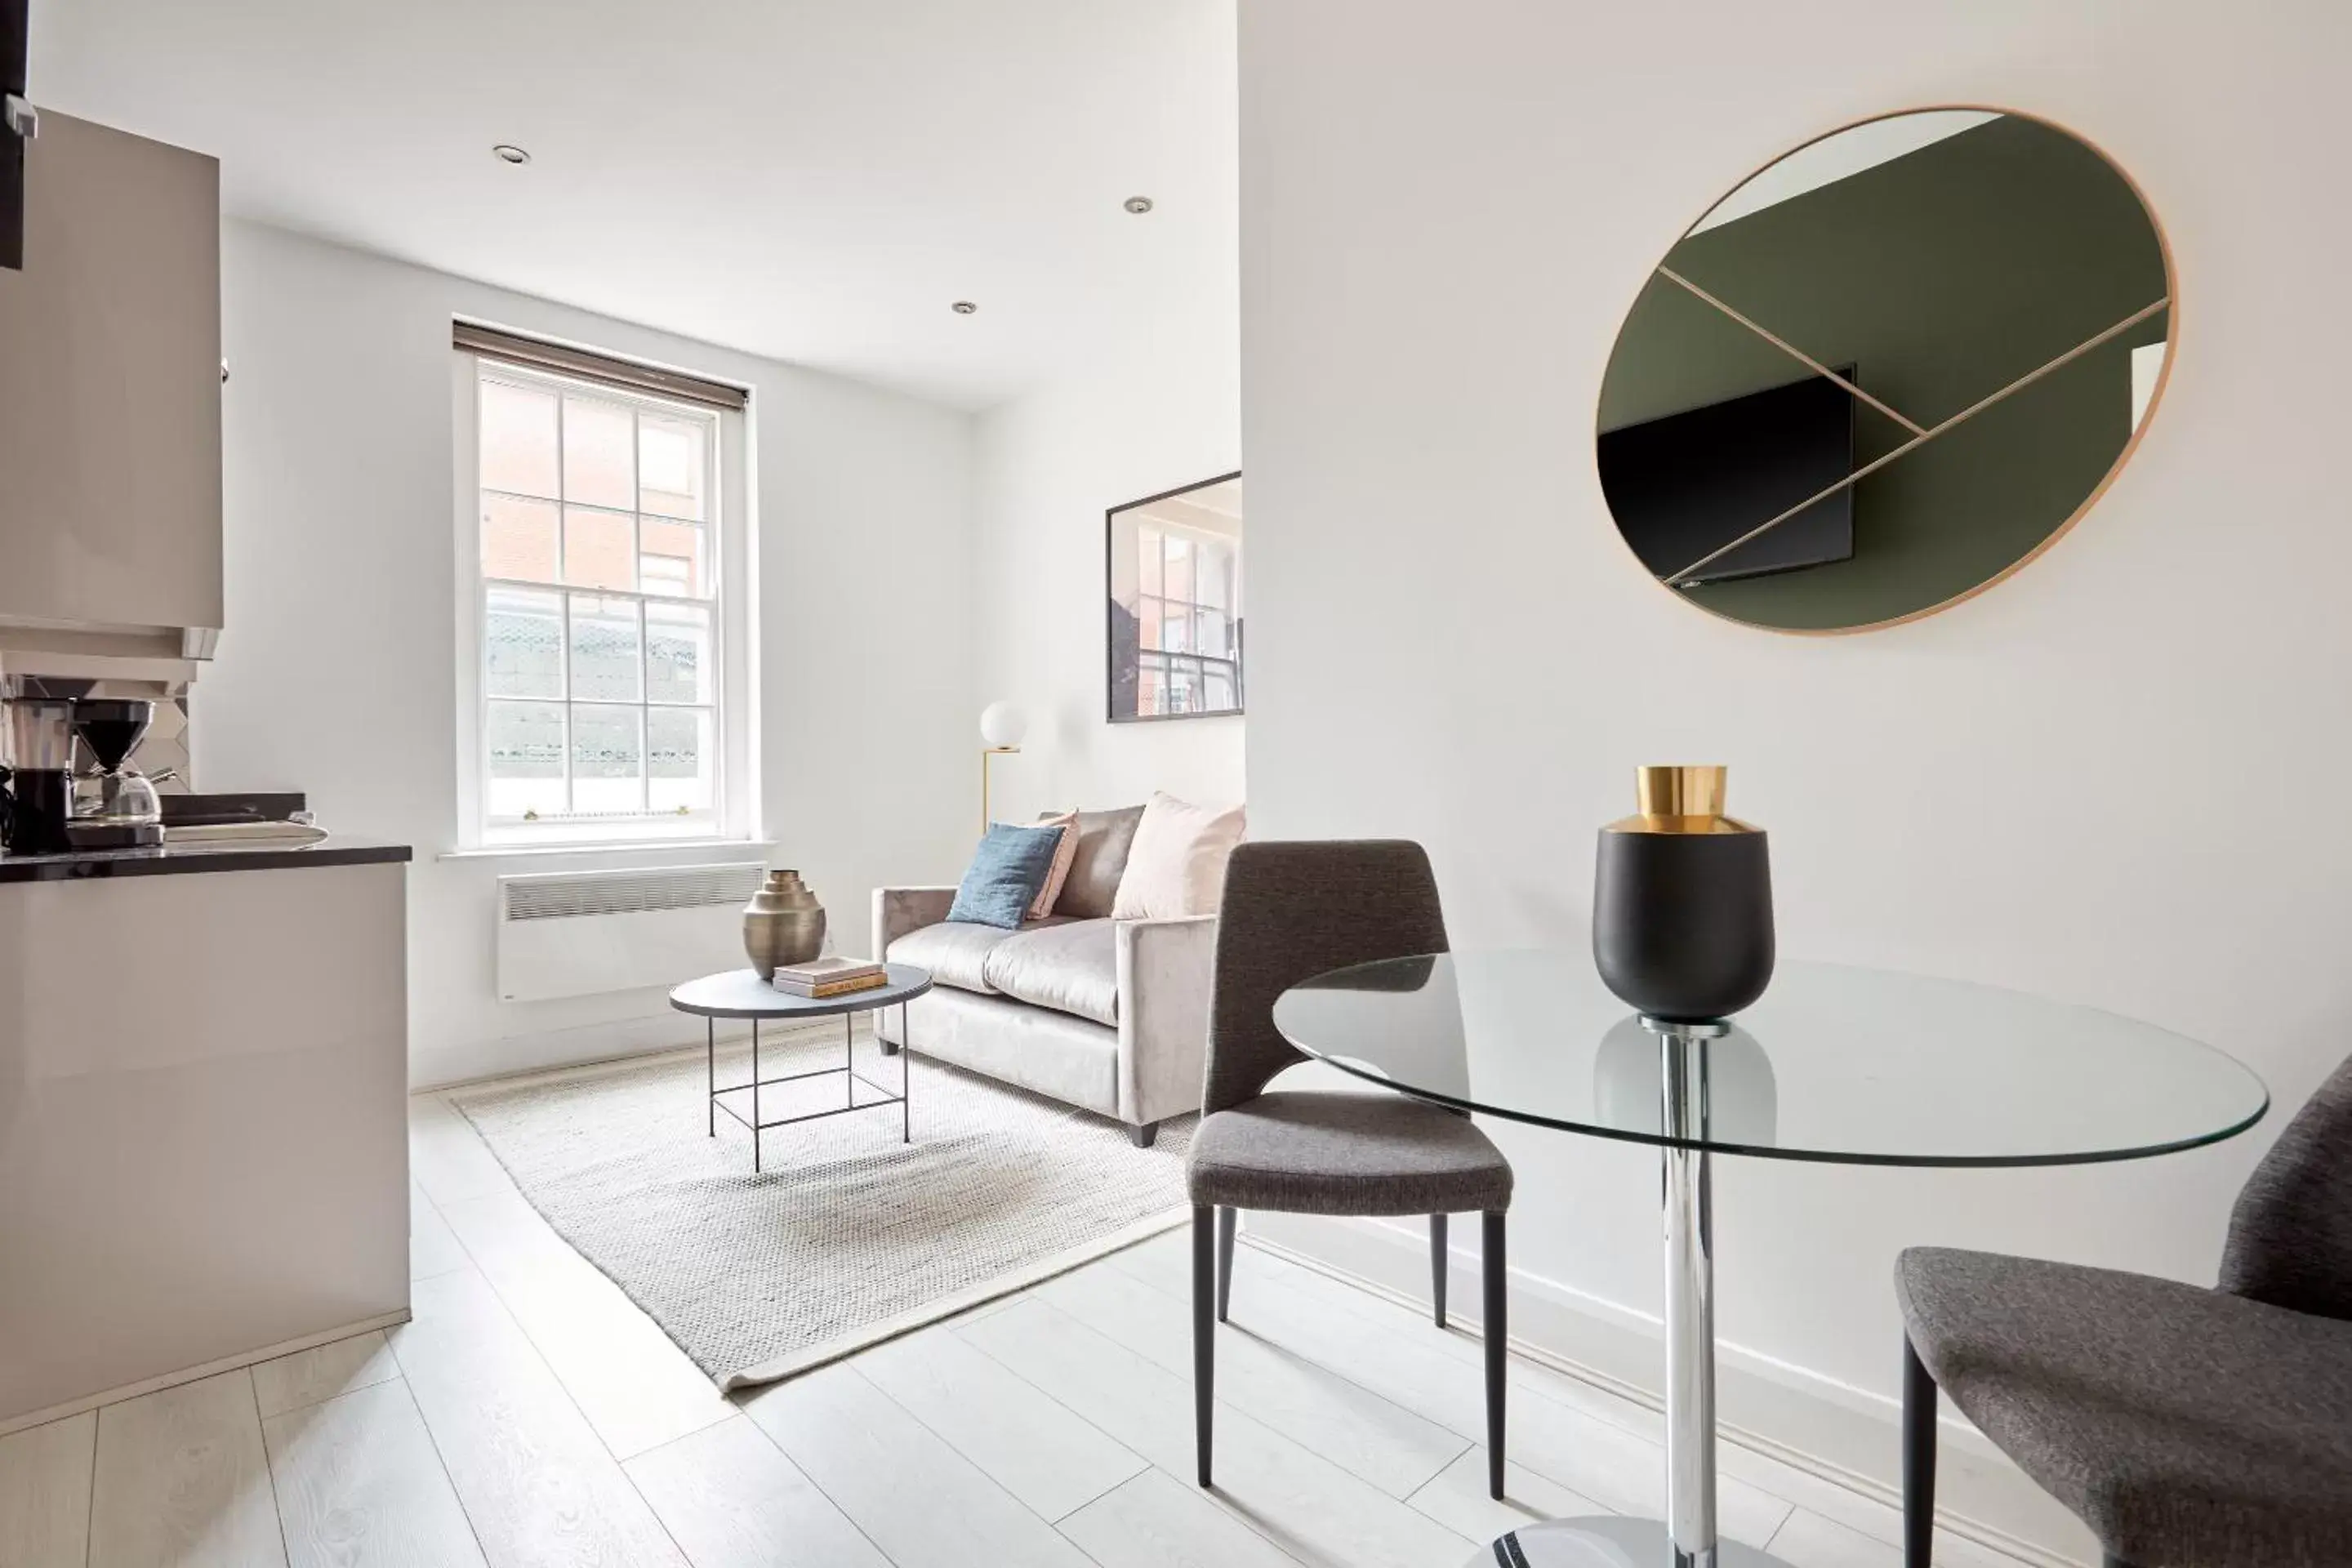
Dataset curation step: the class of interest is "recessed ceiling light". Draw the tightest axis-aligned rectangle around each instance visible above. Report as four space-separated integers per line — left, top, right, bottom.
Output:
493 145 532 166
951 301 978 315
1124 195 1155 214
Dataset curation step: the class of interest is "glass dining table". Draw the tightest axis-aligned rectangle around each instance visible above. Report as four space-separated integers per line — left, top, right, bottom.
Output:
1270 951 2269 1568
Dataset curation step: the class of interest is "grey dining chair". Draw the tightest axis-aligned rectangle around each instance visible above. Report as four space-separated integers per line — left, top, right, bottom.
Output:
1897 1052 2352 1567
1185 840 1515 1499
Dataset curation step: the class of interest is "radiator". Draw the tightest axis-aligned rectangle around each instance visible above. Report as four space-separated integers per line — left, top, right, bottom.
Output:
495 862 768 1002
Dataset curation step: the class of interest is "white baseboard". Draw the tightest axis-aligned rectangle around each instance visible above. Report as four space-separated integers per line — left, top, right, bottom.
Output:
0 1310 413 1437
416 1012 847 1095
1245 1211 2098 1568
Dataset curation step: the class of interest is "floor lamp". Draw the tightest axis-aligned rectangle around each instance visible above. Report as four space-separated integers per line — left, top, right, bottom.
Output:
979 702 1026 835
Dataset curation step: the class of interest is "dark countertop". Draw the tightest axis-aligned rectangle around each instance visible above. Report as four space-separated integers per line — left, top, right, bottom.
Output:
0 837 413 884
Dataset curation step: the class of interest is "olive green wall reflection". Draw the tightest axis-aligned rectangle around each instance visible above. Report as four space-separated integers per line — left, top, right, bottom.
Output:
1597 116 2168 630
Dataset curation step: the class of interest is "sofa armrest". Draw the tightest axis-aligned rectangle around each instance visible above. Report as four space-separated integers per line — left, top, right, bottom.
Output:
871 886 957 963
1115 914 1218 1128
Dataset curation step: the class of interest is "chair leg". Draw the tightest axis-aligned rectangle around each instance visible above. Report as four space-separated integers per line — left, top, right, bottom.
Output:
1903 1330 1936 1568
1483 1210 1507 1499
1430 1213 1449 1327
1193 1205 1215 1487
1214 1206 1237 1322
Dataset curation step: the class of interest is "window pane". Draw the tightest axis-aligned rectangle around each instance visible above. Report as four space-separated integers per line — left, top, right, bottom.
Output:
646 601 711 705
639 518 706 599
1199 608 1229 659
648 707 714 814
481 381 559 498
1160 604 1192 653
1165 534 1194 602
1196 541 1231 610
1138 597 1161 649
639 413 707 520
564 395 635 509
563 507 636 590
485 586 564 699
568 595 642 702
1137 658 1165 716
1204 667 1236 710
482 495 559 583
486 701 567 819
570 705 645 816
1138 526 1163 595
1167 660 1200 715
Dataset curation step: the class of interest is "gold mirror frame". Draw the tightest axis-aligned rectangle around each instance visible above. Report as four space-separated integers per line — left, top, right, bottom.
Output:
1596 105 2179 635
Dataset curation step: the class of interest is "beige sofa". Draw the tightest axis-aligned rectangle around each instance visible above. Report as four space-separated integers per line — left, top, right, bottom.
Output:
871 806 1215 1146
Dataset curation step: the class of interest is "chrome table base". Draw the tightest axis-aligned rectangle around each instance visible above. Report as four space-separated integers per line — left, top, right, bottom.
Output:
1477 1517 1793 1567
1468 1019 1783 1568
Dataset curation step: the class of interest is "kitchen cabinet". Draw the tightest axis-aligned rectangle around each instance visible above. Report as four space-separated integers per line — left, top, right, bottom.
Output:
0 111 220 650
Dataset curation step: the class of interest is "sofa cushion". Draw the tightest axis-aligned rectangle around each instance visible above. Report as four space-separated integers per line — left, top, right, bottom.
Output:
947 822 1067 929
1029 809 1080 919
982 918 1120 1027
884 920 1021 994
1112 791 1246 919
1055 805 1147 919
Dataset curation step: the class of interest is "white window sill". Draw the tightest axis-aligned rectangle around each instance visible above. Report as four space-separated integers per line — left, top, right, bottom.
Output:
438 838 776 864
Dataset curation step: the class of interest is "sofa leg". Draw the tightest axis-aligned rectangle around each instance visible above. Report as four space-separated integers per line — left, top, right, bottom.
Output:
1904 1331 1936 1568
1128 1120 1160 1149
1192 1205 1215 1487
1215 1207 1237 1322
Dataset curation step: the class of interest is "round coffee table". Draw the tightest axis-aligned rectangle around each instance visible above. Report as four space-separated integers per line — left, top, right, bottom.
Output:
1271 951 2269 1568
669 964 933 1172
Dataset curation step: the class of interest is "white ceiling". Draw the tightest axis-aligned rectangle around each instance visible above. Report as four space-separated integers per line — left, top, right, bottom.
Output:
28 0 1239 409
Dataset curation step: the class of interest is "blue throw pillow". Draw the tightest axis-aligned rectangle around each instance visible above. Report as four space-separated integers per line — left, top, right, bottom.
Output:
947 822 1067 929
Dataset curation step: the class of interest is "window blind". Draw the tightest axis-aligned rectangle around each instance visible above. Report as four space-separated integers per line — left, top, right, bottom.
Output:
452 321 749 412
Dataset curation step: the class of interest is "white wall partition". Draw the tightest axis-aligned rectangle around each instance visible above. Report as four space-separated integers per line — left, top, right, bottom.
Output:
1238 0 2352 1553
205 221 977 1087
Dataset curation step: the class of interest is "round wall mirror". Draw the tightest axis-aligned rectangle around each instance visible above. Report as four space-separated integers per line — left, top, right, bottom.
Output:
1596 109 2174 633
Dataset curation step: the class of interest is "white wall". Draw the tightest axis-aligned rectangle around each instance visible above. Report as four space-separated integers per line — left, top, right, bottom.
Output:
1240 0 2352 1547
205 221 975 1087
972 338 1244 826
970 0 1244 827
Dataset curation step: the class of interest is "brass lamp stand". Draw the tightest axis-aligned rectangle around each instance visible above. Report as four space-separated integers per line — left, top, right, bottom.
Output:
978 702 1027 835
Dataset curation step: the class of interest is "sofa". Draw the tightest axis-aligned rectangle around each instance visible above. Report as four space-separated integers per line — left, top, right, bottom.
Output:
871 804 1218 1147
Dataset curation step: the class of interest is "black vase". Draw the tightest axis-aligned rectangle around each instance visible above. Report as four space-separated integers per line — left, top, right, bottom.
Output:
1592 766 1775 1022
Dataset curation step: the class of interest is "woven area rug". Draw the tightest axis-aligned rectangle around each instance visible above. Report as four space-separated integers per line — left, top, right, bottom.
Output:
448 1033 1192 1390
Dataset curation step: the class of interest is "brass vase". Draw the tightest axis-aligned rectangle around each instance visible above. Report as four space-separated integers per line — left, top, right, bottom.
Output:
744 868 826 980
1592 765 1775 1022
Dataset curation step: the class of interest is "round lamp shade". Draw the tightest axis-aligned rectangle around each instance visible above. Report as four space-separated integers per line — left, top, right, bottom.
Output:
979 702 1027 749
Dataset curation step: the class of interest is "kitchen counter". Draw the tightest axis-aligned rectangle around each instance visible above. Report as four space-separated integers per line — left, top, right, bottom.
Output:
0 835 412 883
0 843 411 1430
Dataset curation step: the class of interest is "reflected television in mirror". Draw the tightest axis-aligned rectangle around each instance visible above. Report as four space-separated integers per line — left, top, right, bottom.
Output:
1106 472 1243 721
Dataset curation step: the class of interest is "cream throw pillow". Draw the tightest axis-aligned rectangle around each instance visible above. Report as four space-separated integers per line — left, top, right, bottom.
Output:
1111 791 1247 920
1029 809 1080 919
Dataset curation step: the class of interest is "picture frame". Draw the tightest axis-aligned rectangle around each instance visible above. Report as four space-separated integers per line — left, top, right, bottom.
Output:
1104 471 1244 723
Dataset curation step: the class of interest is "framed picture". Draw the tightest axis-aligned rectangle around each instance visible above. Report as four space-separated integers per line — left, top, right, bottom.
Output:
1106 472 1244 723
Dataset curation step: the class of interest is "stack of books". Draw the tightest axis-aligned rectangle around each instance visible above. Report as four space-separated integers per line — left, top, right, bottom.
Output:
771 956 891 1000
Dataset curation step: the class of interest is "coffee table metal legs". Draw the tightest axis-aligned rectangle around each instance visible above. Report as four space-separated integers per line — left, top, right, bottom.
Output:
751 1018 762 1173
706 1018 715 1138
1475 1019 1793 1568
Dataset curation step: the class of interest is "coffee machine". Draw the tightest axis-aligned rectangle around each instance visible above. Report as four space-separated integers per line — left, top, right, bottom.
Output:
0 680 78 855
67 697 166 848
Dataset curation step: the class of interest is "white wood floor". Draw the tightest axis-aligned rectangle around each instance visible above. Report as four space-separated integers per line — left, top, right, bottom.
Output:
0 1089 2040 1568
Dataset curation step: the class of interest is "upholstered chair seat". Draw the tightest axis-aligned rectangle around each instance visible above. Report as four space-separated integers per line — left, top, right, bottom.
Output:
1900 1248 2352 1566
1898 1052 2352 1568
1188 1089 1515 1216
1186 839 1515 1502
